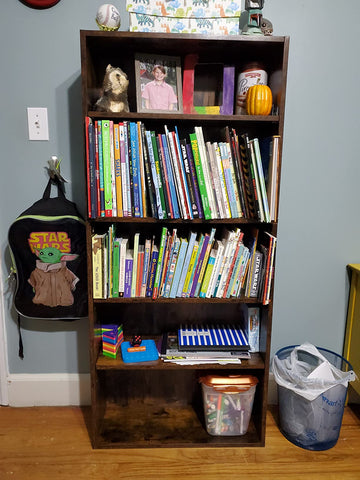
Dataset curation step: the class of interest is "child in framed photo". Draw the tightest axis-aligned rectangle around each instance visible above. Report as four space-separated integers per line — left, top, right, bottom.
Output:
135 54 183 113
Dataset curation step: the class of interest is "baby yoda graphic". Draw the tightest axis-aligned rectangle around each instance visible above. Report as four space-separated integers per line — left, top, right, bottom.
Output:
28 247 79 308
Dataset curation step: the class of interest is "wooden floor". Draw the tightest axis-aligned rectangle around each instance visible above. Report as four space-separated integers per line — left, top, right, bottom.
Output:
0 405 359 480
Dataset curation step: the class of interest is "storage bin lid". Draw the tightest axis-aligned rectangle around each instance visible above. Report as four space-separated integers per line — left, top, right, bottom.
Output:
200 375 258 393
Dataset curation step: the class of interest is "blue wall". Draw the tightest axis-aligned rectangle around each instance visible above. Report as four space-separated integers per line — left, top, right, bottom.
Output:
1 0 359 374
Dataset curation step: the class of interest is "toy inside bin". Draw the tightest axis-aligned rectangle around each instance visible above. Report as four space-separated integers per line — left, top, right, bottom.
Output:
199 375 258 436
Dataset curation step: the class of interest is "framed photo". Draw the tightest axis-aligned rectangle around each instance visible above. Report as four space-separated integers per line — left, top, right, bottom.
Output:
135 53 183 114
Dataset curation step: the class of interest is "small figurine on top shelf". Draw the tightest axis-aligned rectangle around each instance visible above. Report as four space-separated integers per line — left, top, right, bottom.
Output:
242 0 265 35
94 64 130 113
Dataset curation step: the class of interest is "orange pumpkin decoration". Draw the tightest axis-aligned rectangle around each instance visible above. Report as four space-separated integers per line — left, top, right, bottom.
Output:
246 84 273 116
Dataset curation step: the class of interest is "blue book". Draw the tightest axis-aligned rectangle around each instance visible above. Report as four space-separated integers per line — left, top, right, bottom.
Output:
176 231 197 297
160 133 180 218
129 122 142 217
169 238 188 298
145 130 164 219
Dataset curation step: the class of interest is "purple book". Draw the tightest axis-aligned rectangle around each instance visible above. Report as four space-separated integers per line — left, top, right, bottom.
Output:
146 248 159 297
220 66 235 115
124 256 133 298
190 234 210 297
185 142 204 219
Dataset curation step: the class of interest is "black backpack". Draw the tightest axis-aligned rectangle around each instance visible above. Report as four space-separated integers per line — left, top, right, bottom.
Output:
8 178 88 356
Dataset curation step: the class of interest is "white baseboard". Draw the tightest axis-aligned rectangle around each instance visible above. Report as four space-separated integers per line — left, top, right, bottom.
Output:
7 373 91 407
5 372 277 407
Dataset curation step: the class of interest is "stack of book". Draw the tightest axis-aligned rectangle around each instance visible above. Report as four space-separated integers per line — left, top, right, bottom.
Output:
85 118 280 223
102 324 124 359
158 324 251 365
91 225 276 304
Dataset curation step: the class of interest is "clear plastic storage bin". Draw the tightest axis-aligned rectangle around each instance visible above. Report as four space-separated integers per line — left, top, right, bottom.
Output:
199 375 258 436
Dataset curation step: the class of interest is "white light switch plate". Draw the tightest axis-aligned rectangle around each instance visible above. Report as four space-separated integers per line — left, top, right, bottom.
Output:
27 107 49 141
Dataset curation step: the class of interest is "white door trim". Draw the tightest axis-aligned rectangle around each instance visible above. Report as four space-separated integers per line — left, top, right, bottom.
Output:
0 253 9 405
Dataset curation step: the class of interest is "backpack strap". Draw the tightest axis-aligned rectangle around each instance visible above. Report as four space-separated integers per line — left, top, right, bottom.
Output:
17 314 24 359
42 177 66 200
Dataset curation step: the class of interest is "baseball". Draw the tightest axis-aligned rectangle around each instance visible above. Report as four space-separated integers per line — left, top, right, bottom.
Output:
96 4 121 31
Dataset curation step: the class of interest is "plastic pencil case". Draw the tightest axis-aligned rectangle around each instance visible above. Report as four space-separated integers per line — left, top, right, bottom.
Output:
199 375 258 436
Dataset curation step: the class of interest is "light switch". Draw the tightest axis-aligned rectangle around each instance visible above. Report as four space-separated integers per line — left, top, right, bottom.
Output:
27 107 49 141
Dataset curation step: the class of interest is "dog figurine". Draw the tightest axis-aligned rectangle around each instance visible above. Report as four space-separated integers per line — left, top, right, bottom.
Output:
95 64 130 113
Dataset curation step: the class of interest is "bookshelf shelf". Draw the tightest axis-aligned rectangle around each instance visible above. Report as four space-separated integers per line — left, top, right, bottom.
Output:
81 30 289 449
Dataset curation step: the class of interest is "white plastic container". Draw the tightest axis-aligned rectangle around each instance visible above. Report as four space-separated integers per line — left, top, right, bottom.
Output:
199 375 258 436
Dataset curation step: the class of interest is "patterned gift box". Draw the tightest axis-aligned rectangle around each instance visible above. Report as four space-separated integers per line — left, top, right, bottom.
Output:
126 0 241 35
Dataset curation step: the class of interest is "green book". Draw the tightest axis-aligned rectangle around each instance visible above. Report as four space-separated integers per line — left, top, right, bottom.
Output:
111 237 120 298
152 227 168 299
189 132 211 219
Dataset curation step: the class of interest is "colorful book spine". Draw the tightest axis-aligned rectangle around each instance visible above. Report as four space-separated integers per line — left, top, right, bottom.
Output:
195 126 217 218
123 121 132 216
169 238 188 298
146 245 159 297
182 240 200 298
226 141 242 218
180 139 199 217
87 117 97 218
206 141 224 219
151 132 167 219
176 231 197 297
199 247 216 298
253 137 270 223
186 142 204 218
101 120 112 217
194 227 216 298
206 240 225 298
131 232 140 297
119 123 129 217
219 142 238 218
213 142 231 218
137 121 147 218
152 227 168 299
159 133 180 218
141 238 152 297
164 128 188 219
113 123 123 217
163 236 181 298
129 122 142 217
232 246 250 297
141 125 157 218
92 233 105 299
190 233 209 297
97 120 105 217
124 250 133 298
109 121 117 217
94 120 101 217
175 126 193 219
112 237 120 297
189 133 211 220
144 130 163 219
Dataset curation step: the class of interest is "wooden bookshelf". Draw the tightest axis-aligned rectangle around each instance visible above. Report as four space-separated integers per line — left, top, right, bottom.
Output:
80 30 289 449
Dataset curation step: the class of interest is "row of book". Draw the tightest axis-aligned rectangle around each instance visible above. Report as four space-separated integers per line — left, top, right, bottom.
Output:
92 225 276 305
85 117 280 222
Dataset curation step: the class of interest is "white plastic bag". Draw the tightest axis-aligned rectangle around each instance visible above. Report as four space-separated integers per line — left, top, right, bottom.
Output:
272 342 356 401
